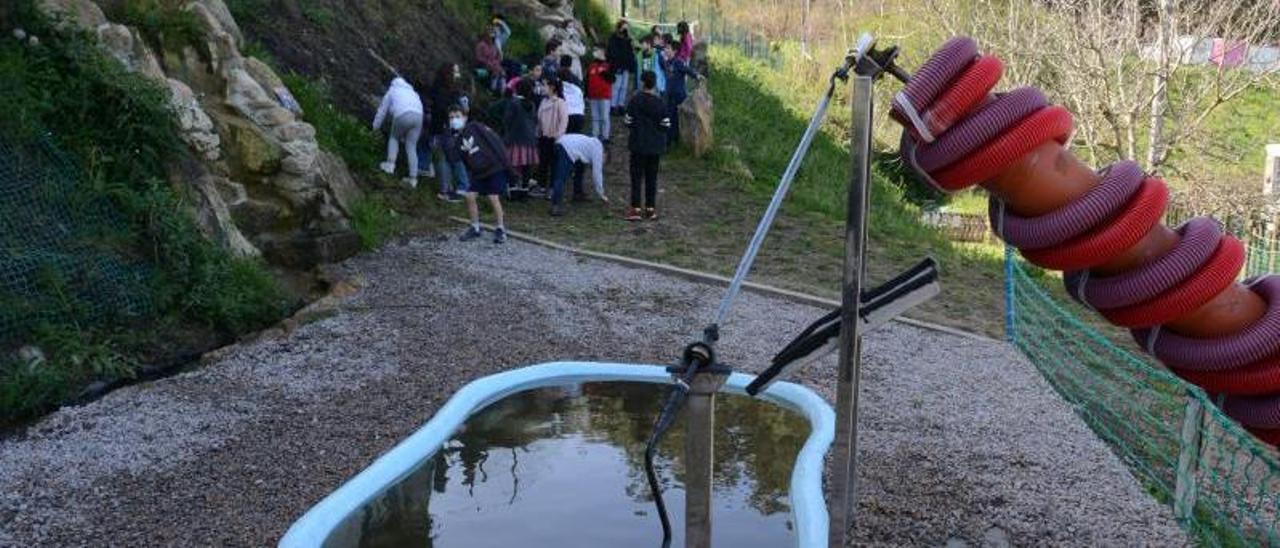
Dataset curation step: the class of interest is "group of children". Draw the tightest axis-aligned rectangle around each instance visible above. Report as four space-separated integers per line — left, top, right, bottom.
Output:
371 17 703 244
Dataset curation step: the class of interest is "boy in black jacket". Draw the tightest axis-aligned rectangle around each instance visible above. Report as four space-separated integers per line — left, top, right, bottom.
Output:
450 105 515 243
624 70 670 221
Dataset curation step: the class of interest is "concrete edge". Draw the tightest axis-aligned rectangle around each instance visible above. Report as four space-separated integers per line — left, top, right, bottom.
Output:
446 217 1000 343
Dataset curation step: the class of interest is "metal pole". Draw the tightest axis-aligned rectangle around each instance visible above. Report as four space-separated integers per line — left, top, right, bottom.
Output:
829 74 874 548
685 370 727 548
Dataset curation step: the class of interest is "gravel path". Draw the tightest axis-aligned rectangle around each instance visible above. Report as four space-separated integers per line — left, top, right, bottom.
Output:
0 236 1187 547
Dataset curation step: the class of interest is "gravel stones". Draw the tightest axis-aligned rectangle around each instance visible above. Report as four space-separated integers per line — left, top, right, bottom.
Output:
0 237 1187 546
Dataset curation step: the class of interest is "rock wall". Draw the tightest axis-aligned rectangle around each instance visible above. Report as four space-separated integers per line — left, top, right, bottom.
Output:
38 0 362 268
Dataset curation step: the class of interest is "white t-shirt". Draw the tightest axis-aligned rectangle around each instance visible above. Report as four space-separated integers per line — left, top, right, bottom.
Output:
562 82 586 115
556 134 606 198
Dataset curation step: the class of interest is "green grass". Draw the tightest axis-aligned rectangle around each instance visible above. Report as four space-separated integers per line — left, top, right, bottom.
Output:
100 0 204 53
0 2 289 423
278 71 383 174
495 44 1007 337
350 195 405 250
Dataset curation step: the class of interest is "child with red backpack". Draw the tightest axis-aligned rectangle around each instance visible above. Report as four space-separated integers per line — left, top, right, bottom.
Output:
585 48 616 146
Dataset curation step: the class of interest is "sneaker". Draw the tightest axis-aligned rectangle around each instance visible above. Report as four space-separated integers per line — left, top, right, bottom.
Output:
437 192 462 203
379 161 395 175
459 226 484 241
424 163 436 178
528 185 548 198
402 177 418 189
624 207 642 221
645 207 658 220
550 204 566 216
493 227 508 244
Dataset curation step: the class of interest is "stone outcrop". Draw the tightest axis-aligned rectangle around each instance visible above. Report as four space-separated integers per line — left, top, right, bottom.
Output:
679 82 715 158
37 0 363 267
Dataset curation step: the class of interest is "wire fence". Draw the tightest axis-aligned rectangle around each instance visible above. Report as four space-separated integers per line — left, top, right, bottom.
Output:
0 132 151 345
1007 249 1280 546
617 1 786 68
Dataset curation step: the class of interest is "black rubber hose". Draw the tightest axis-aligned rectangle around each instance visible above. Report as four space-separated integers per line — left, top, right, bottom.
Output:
643 384 690 548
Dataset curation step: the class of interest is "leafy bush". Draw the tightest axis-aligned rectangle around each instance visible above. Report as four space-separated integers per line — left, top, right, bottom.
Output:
0 2 288 421
576 0 615 44
100 0 204 53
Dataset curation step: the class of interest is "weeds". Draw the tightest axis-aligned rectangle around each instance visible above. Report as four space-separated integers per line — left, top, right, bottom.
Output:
278 71 383 174
0 2 288 421
350 195 403 250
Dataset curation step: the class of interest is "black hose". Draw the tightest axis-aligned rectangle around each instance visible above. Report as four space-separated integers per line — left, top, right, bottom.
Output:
644 339 714 548
643 384 690 548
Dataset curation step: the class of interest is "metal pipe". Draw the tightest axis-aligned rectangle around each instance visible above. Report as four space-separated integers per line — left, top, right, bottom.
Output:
828 74 875 548
713 83 838 328
684 371 726 548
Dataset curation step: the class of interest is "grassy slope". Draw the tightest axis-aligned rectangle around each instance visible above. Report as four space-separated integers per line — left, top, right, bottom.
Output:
0 4 289 424
498 46 1007 337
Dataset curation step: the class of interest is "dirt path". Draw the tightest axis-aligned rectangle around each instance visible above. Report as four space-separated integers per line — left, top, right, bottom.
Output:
0 236 1185 547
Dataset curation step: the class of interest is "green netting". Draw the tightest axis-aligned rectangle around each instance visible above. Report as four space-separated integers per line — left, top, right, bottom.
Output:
0 132 152 344
1246 227 1280 279
1007 248 1280 546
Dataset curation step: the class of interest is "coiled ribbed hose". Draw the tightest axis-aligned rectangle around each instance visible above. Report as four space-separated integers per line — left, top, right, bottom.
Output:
895 36 1280 445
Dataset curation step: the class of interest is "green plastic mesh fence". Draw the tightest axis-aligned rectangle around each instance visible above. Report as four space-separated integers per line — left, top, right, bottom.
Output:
1007 249 1280 546
0 132 151 344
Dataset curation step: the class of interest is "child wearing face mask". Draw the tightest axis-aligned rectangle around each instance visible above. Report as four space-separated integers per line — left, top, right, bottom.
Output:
451 106 514 244
429 63 470 201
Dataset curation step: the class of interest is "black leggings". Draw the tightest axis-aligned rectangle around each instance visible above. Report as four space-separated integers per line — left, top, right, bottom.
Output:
567 114 586 134
538 137 557 183
630 152 661 208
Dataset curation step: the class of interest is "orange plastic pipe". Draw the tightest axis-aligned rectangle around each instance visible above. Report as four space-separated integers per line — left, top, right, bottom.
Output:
984 141 1265 338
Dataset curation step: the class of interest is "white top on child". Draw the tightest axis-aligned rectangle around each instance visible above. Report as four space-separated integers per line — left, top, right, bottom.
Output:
562 81 586 116
556 134 608 201
372 77 424 129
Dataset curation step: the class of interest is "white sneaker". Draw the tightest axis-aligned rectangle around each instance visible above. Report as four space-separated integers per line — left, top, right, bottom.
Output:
402 177 418 189
379 161 395 175
425 164 436 178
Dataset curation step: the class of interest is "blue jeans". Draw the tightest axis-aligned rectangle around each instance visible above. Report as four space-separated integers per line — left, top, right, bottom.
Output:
549 145 586 205
426 135 469 193
610 71 630 108
667 92 687 144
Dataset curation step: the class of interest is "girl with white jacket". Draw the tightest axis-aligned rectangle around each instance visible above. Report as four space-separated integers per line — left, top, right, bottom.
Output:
372 77 425 188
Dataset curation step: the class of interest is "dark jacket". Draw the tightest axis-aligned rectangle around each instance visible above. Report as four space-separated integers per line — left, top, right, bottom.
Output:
626 91 669 156
456 121 513 179
665 58 699 100
429 85 467 136
607 32 637 73
502 97 538 146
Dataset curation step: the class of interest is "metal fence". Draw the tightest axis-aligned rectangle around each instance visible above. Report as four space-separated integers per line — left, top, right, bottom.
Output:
616 1 785 68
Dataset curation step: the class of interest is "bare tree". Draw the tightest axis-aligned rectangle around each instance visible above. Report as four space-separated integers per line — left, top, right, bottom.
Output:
927 0 1280 176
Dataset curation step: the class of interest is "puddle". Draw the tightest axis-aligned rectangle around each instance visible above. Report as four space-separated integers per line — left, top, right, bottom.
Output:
325 382 810 547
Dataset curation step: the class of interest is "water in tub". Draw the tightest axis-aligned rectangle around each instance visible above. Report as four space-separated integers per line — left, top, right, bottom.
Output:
325 382 810 547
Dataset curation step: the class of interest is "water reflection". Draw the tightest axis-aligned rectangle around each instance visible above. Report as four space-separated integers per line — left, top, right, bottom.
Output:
324 382 809 548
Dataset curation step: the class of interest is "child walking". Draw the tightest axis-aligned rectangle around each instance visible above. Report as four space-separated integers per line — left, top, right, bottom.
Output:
450 105 514 244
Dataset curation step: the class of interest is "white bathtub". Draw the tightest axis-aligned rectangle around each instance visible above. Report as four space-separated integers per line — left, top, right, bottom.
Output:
280 362 836 548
